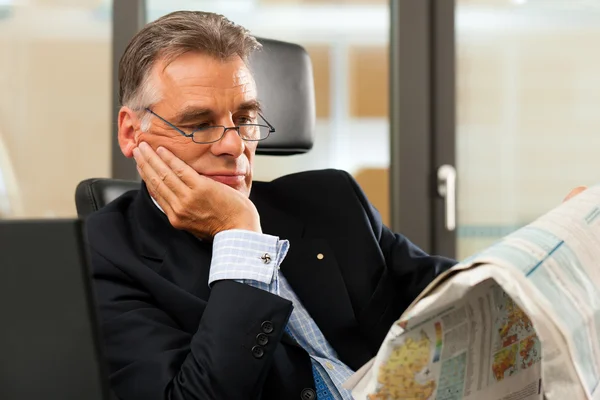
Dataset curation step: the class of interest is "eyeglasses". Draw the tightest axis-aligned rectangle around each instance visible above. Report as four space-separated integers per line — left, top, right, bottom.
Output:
145 108 275 144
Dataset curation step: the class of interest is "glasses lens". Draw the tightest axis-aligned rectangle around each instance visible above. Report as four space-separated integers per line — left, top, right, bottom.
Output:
192 127 225 143
239 125 270 141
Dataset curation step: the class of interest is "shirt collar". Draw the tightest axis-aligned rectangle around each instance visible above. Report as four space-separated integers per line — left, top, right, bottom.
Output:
151 196 166 215
150 194 206 242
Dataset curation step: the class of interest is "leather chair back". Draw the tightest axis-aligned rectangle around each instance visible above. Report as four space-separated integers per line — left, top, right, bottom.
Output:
75 178 139 218
252 38 315 155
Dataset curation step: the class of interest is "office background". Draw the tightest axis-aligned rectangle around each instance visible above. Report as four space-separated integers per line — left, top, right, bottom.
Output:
0 0 598 260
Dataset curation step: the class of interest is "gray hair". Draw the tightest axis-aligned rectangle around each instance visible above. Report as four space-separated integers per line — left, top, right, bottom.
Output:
119 11 262 130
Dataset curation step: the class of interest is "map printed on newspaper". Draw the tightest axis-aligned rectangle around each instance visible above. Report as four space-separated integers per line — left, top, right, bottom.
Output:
346 185 600 400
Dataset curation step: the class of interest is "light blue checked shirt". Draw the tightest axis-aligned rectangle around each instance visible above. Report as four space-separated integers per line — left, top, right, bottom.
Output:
209 229 355 400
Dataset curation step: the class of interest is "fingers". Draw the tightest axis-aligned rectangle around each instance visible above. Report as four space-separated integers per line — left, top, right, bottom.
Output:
154 145 200 188
133 142 185 205
136 163 175 215
563 186 587 202
134 153 176 216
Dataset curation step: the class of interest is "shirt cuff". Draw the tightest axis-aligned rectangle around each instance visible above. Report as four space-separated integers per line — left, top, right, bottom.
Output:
208 229 289 288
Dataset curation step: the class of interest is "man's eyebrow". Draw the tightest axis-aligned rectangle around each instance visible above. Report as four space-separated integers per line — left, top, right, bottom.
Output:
174 108 215 124
236 100 262 113
173 100 262 124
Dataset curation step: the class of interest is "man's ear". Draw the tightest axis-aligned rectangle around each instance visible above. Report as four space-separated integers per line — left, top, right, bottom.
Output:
118 106 140 158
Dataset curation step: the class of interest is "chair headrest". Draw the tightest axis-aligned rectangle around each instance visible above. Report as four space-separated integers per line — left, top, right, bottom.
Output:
251 38 315 155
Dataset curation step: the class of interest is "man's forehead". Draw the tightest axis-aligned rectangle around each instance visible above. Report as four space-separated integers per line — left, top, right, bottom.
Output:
155 52 256 91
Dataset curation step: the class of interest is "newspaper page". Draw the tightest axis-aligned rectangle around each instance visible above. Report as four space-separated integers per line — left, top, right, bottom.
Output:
348 184 600 399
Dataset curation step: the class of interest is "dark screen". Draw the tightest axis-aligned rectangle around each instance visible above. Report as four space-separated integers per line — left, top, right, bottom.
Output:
0 219 108 400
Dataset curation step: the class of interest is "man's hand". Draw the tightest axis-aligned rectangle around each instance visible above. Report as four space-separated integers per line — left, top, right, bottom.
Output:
133 142 261 239
564 186 587 202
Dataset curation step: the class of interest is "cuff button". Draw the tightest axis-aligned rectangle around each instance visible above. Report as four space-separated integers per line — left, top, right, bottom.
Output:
256 333 269 346
261 320 274 334
252 345 264 359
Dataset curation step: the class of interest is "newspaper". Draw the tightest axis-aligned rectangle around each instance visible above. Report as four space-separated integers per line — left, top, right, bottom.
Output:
346 185 600 400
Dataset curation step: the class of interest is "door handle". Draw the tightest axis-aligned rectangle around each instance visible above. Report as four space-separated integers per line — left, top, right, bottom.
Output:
437 164 456 232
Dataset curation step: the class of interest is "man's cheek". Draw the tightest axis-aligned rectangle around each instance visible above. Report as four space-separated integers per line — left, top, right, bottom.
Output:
169 147 209 171
140 135 185 156
135 131 153 147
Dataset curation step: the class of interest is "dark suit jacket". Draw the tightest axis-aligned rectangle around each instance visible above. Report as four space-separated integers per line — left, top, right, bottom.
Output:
86 169 456 400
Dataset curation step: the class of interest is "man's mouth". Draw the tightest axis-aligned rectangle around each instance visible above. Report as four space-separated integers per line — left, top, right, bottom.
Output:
204 174 245 187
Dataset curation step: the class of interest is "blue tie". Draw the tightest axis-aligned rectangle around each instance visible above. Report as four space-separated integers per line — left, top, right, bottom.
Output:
285 326 335 400
311 363 335 400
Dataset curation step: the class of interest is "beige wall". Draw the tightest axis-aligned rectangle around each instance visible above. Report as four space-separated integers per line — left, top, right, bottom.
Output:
354 168 389 226
349 46 388 118
304 45 332 119
0 9 111 218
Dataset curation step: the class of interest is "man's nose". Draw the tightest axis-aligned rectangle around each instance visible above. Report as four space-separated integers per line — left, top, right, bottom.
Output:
211 126 244 158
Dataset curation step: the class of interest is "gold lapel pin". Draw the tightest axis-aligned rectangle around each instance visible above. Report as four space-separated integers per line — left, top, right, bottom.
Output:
317 253 324 260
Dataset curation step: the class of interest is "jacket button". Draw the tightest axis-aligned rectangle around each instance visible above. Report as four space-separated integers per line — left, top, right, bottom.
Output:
261 320 274 334
251 345 264 359
301 388 316 399
256 333 269 346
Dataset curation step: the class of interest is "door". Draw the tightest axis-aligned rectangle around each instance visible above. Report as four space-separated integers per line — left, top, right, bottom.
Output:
393 0 600 260
390 0 456 257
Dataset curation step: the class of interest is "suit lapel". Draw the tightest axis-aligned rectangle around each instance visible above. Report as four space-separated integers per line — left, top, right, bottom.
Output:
252 185 373 369
130 183 173 262
159 232 213 300
131 183 213 300
280 239 373 369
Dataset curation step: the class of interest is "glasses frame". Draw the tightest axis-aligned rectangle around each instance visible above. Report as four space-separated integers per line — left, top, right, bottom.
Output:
144 108 276 144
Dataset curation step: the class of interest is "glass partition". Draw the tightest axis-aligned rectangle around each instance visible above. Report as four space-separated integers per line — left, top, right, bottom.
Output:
456 0 600 258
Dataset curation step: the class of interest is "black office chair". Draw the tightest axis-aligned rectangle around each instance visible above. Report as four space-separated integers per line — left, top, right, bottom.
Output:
75 38 316 218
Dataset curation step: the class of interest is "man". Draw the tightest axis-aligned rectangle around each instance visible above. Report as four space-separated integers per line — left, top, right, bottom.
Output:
88 10 486 400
